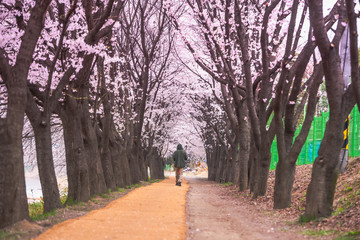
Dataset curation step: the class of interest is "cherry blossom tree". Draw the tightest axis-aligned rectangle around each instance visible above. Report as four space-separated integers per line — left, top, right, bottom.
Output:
25 0 78 213
115 0 176 182
304 0 358 218
0 0 54 228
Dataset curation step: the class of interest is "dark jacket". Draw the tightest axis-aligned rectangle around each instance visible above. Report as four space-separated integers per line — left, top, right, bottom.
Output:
173 144 187 168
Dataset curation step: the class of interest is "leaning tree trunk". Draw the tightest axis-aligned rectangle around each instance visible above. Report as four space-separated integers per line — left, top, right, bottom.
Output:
305 122 344 218
26 95 62 212
305 0 355 218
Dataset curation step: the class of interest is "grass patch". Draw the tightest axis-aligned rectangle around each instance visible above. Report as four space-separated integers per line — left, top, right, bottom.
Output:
301 229 337 237
31 209 56 221
298 214 316 223
334 231 360 240
29 201 57 221
64 197 85 207
149 179 161 184
333 206 346 216
60 195 67 205
28 202 43 219
220 182 233 187
116 187 126 192
0 230 8 238
126 183 140 189
100 193 110 199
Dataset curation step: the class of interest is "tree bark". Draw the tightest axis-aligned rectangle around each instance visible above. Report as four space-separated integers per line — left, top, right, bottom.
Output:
238 104 250 191
149 149 165 180
305 0 352 218
25 92 62 212
0 87 29 228
109 122 132 187
60 94 90 203
0 0 52 228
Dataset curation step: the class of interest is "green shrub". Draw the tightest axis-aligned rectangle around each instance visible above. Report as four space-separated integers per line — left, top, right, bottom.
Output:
31 210 56 221
149 179 161 183
100 193 110 199
221 182 233 187
28 201 44 219
298 214 316 223
301 229 337 237
0 230 8 238
334 231 360 240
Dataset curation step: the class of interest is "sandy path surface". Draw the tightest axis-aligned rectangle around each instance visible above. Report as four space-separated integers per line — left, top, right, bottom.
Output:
186 177 306 240
35 177 188 240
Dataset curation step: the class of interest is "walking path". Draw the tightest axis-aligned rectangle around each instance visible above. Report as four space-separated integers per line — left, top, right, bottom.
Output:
35 177 188 240
186 177 305 240
34 176 308 240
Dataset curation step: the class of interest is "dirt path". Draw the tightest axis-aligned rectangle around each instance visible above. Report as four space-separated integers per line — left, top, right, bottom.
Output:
35 177 189 240
186 177 306 240
33 176 310 240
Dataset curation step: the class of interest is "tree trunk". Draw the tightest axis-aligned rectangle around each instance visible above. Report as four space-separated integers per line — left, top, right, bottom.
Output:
207 148 217 181
80 87 108 195
273 158 296 209
249 139 256 192
0 88 29 228
60 96 90 203
27 118 62 212
224 157 232 183
25 91 63 212
129 147 142 184
109 123 132 187
238 103 250 191
139 152 148 181
216 153 225 182
0 0 52 227
149 151 164 180
305 124 343 218
32 120 63 211
252 141 272 197
231 148 240 185
117 145 132 186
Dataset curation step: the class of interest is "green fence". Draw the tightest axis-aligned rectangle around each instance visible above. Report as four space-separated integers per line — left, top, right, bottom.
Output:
270 107 360 170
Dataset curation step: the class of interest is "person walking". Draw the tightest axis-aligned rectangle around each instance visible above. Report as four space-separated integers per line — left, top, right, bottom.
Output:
172 144 187 186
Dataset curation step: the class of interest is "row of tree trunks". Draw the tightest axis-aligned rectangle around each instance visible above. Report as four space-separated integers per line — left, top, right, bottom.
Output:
148 149 165 180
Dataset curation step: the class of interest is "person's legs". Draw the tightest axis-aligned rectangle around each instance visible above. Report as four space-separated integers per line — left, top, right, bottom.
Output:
175 167 180 184
178 168 184 185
